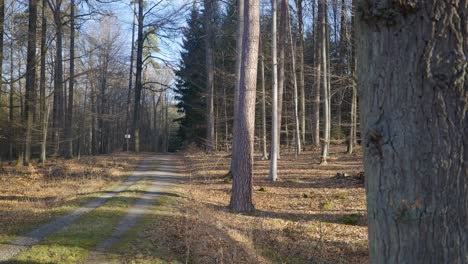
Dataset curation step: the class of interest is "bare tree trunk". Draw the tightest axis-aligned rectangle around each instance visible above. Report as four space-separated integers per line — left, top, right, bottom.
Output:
204 0 215 153
65 0 75 158
336 0 348 138
39 0 47 162
133 0 144 153
99 55 109 154
230 0 244 174
276 0 287 159
230 0 259 212
125 0 136 150
347 0 357 154
41 104 50 164
49 0 65 156
90 79 97 155
347 75 357 154
357 0 467 262
24 0 38 165
164 93 169 152
8 0 15 160
260 38 268 160
152 94 160 152
286 3 301 157
295 0 306 145
311 0 320 147
319 0 330 164
268 0 279 181
222 58 229 151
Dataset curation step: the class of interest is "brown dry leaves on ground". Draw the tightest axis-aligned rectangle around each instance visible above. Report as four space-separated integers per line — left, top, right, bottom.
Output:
0 153 142 243
157 145 368 264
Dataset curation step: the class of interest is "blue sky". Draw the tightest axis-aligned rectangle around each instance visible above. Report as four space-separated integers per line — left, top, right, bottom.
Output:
106 0 192 70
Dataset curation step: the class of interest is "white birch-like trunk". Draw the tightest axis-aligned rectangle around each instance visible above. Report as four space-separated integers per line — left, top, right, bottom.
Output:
268 0 279 181
260 41 268 160
319 0 330 164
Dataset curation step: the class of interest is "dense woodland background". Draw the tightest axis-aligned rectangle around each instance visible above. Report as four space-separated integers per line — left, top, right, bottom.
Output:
0 0 358 164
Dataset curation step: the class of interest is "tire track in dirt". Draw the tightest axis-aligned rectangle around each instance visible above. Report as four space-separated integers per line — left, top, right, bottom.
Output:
86 154 183 263
0 156 156 262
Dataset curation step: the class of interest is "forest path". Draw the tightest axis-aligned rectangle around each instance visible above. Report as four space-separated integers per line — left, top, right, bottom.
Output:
85 154 184 263
0 154 184 263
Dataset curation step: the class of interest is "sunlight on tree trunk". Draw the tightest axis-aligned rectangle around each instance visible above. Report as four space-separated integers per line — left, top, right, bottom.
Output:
268 0 279 182
230 0 259 212
319 0 330 165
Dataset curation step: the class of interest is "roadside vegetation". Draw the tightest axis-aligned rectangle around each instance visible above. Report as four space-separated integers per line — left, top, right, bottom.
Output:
0 153 141 246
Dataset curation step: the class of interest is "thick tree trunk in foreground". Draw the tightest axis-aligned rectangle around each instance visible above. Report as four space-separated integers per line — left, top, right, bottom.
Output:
24 0 38 165
268 0 279 181
357 0 467 263
204 0 215 153
230 0 259 213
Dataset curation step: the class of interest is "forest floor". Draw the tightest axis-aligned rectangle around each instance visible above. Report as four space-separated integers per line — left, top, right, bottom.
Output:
0 153 141 247
0 145 368 264
157 144 368 264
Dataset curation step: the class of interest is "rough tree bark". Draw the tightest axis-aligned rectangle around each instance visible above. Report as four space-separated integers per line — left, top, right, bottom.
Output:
230 0 260 212
203 0 215 153
24 0 38 165
357 0 467 263
269 0 279 181
230 0 244 174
